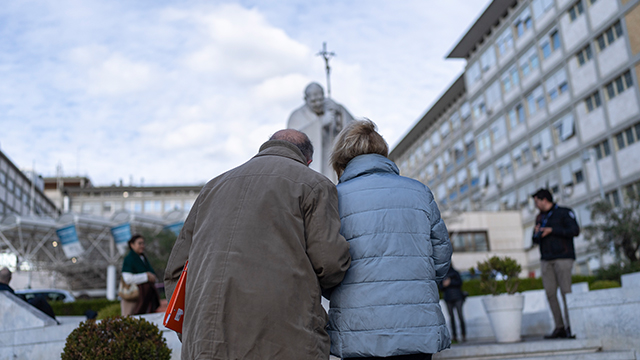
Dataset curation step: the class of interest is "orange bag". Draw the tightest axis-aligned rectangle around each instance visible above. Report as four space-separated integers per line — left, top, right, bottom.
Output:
164 261 188 333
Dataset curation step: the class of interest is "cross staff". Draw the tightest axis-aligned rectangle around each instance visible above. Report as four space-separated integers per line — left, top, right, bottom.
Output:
316 42 335 98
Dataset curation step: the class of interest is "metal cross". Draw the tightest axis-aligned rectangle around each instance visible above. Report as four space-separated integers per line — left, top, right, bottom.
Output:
316 42 335 98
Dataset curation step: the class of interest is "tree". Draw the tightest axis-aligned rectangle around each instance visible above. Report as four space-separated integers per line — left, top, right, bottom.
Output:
584 196 640 263
139 229 177 283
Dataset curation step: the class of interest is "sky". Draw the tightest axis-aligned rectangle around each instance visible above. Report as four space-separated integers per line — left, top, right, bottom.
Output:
0 0 491 186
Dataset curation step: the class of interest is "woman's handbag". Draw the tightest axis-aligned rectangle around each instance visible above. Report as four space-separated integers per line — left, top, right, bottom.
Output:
164 261 188 333
118 279 139 301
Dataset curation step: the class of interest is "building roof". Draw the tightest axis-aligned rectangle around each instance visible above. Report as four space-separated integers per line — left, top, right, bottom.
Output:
446 0 517 59
389 74 466 161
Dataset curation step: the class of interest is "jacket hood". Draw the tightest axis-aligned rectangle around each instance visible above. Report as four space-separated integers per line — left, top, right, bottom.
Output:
339 154 399 183
256 140 307 165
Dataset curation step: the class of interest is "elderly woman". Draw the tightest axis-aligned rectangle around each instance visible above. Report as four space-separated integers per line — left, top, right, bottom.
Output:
327 120 452 360
121 234 160 315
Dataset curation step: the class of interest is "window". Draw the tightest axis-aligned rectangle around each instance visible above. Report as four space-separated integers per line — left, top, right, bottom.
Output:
614 122 640 150
560 158 584 187
480 167 495 188
440 121 451 139
576 44 593 66
596 21 624 52
512 142 532 170
514 7 533 38
519 46 540 78
605 70 634 100
434 157 444 175
507 103 526 129
540 30 561 59
472 96 487 119
477 129 492 153
502 65 520 93
450 111 461 129
431 131 441 147
594 139 611 159
467 62 482 86
450 231 489 252
553 113 575 144
568 0 584 21
7 179 14 191
469 161 480 187
546 68 568 101
457 168 468 194
526 86 546 115
496 153 514 178
464 132 475 157
485 81 502 108
490 117 507 143
532 128 553 161
624 180 640 200
460 102 471 121
587 0 597 5
532 0 554 19
421 138 431 154
584 91 602 112
605 190 621 207
480 48 497 73
0 171 5 185
453 140 465 164
447 176 457 201
496 27 514 55
443 151 453 172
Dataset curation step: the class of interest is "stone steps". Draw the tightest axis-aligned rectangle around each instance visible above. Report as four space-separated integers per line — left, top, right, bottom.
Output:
433 338 608 360
332 338 639 360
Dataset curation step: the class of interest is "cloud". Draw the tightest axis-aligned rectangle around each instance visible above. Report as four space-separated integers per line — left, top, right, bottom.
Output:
0 0 491 186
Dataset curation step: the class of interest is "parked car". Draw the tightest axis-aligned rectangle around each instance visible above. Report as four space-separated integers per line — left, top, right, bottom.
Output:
15 288 76 303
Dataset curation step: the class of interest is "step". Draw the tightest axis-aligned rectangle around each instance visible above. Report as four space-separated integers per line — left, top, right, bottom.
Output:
509 350 637 360
433 338 602 360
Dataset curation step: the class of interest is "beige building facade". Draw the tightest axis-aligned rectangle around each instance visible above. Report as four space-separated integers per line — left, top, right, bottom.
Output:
391 0 640 274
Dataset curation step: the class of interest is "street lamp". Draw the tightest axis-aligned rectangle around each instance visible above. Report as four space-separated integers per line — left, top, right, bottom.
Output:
582 148 605 200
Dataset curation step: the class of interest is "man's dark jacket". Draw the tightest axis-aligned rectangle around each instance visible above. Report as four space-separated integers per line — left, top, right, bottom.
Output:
533 204 580 260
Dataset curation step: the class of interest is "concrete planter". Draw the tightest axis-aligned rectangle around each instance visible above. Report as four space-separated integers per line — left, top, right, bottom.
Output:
481 293 525 343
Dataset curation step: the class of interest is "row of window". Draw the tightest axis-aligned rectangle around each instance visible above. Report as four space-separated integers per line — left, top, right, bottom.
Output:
74 199 196 216
592 121 640 159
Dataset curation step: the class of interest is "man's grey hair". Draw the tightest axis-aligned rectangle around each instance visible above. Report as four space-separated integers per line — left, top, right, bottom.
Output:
270 129 314 162
0 267 12 284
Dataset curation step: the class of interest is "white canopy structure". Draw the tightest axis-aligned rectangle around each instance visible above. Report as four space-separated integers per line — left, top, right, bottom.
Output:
0 210 187 299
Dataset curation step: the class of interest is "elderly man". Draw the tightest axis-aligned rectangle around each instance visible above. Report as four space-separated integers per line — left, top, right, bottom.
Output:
288 82 354 182
164 129 351 360
0 267 57 320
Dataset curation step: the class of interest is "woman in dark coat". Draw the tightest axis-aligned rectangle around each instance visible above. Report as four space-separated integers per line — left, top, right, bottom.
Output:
440 265 466 343
121 234 159 315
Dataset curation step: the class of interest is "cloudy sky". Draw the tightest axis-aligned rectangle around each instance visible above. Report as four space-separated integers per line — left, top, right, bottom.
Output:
1 0 490 185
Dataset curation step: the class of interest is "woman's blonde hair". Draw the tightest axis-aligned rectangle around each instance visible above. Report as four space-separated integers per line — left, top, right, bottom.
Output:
330 119 389 178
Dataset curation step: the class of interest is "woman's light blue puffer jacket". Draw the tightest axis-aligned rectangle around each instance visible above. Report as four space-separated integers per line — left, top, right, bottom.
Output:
328 154 452 358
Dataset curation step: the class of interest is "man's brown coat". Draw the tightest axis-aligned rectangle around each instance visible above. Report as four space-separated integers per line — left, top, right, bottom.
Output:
164 140 351 360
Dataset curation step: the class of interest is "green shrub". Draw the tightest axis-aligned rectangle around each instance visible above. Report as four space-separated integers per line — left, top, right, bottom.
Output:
595 262 640 283
471 256 522 295
97 303 122 320
61 316 171 360
51 299 120 316
589 280 621 290
459 275 597 297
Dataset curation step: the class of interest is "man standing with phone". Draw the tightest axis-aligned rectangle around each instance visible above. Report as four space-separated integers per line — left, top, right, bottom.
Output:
532 189 580 339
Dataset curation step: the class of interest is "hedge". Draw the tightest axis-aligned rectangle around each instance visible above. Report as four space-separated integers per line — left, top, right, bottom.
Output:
442 275 599 298
51 299 120 316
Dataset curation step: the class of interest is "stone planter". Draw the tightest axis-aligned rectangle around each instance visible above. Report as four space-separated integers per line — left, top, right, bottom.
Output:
481 293 525 343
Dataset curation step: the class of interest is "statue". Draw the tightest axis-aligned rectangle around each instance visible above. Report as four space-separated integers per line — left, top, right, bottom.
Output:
287 82 354 183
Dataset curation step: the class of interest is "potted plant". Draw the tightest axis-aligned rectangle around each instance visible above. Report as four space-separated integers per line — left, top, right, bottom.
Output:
471 256 524 343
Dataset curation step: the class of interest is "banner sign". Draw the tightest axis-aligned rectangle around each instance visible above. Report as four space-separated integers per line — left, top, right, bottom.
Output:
56 224 84 259
111 223 132 255
164 221 185 236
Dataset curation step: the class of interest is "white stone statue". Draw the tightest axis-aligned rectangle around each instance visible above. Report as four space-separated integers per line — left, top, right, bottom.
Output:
287 82 354 182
